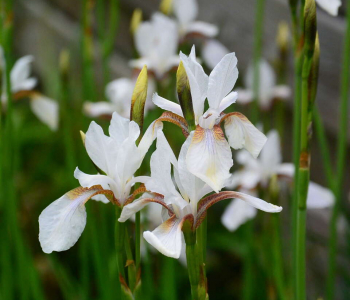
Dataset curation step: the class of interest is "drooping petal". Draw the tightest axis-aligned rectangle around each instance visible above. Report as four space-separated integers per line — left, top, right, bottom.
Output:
30 94 59 131
10 55 37 93
272 85 291 100
186 125 233 192
307 182 335 209
207 53 238 110
119 197 173 222
196 190 282 227
152 93 184 117
143 215 185 258
180 46 208 121
223 112 267 158
316 0 341 16
84 101 117 118
202 39 229 70
221 199 257 231
39 186 112 253
276 163 295 178
173 0 198 26
185 21 218 38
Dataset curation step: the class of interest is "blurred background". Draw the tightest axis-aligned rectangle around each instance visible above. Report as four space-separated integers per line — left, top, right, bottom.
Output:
1 0 349 299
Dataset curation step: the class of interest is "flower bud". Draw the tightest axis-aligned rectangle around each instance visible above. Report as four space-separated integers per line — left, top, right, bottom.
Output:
304 0 317 58
80 130 86 146
160 0 173 15
309 33 320 105
59 49 70 76
130 8 142 35
276 21 290 56
176 61 195 131
130 65 148 135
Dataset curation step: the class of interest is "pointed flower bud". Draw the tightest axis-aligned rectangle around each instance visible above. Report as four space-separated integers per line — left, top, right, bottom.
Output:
309 33 320 106
130 65 148 135
304 0 317 58
176 61 195 131
276 21 290 56
80 130 86 146
130 8 142 35
160 0 173 15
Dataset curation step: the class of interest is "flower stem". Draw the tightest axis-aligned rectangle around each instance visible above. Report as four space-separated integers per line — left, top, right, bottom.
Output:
184 228 201 300
327 1 350 298
115 206 126 285
251 0 266 124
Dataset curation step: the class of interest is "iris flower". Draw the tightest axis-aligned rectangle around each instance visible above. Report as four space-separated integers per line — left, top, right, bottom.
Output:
172 0 218 39
316 0 341 16
153 46 267 192
0 47 59 131
222 130 335 231
130 13 180 79
38 112 162 253
118 131 282 258
84 77 155 118
236 59 291 110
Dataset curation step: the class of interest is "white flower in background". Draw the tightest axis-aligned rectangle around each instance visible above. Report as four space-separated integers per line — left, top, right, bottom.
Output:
237 59 291 110
0 47 59 131
172 0 218 39
119 131 281 258
202 39 229 70
222 130 335 231
84 77 155 118
153 46 267 192
316 0 341 16
131 13 180 79
39 112 162 253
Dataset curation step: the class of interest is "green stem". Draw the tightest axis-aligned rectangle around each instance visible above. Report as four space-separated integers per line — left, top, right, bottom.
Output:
251 0 266 124
125 226 136 291
160 256 177 300
115 206 126 280
184 229 200 300
327 1 350 298
243 221 254 300
135 212 141 270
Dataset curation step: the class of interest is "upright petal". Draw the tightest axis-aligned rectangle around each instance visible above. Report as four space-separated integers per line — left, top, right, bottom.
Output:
316 0 341 16
245 59 275 109
221 199 257 231
105 78 134 106
30 94 59 131
260 130 282 175
173 0 198 26
307 182 335 209
178 133 212 207
138 119 164 157
10 55 37 93
143 215 185 258
207 53 238 110
109 112 140 146
186 125 233 192
152 93 184 117
39 186 111 253
224 112 267 158
85 121 119 176
202 39 229 70
180 46 208 121
185 21 218 38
